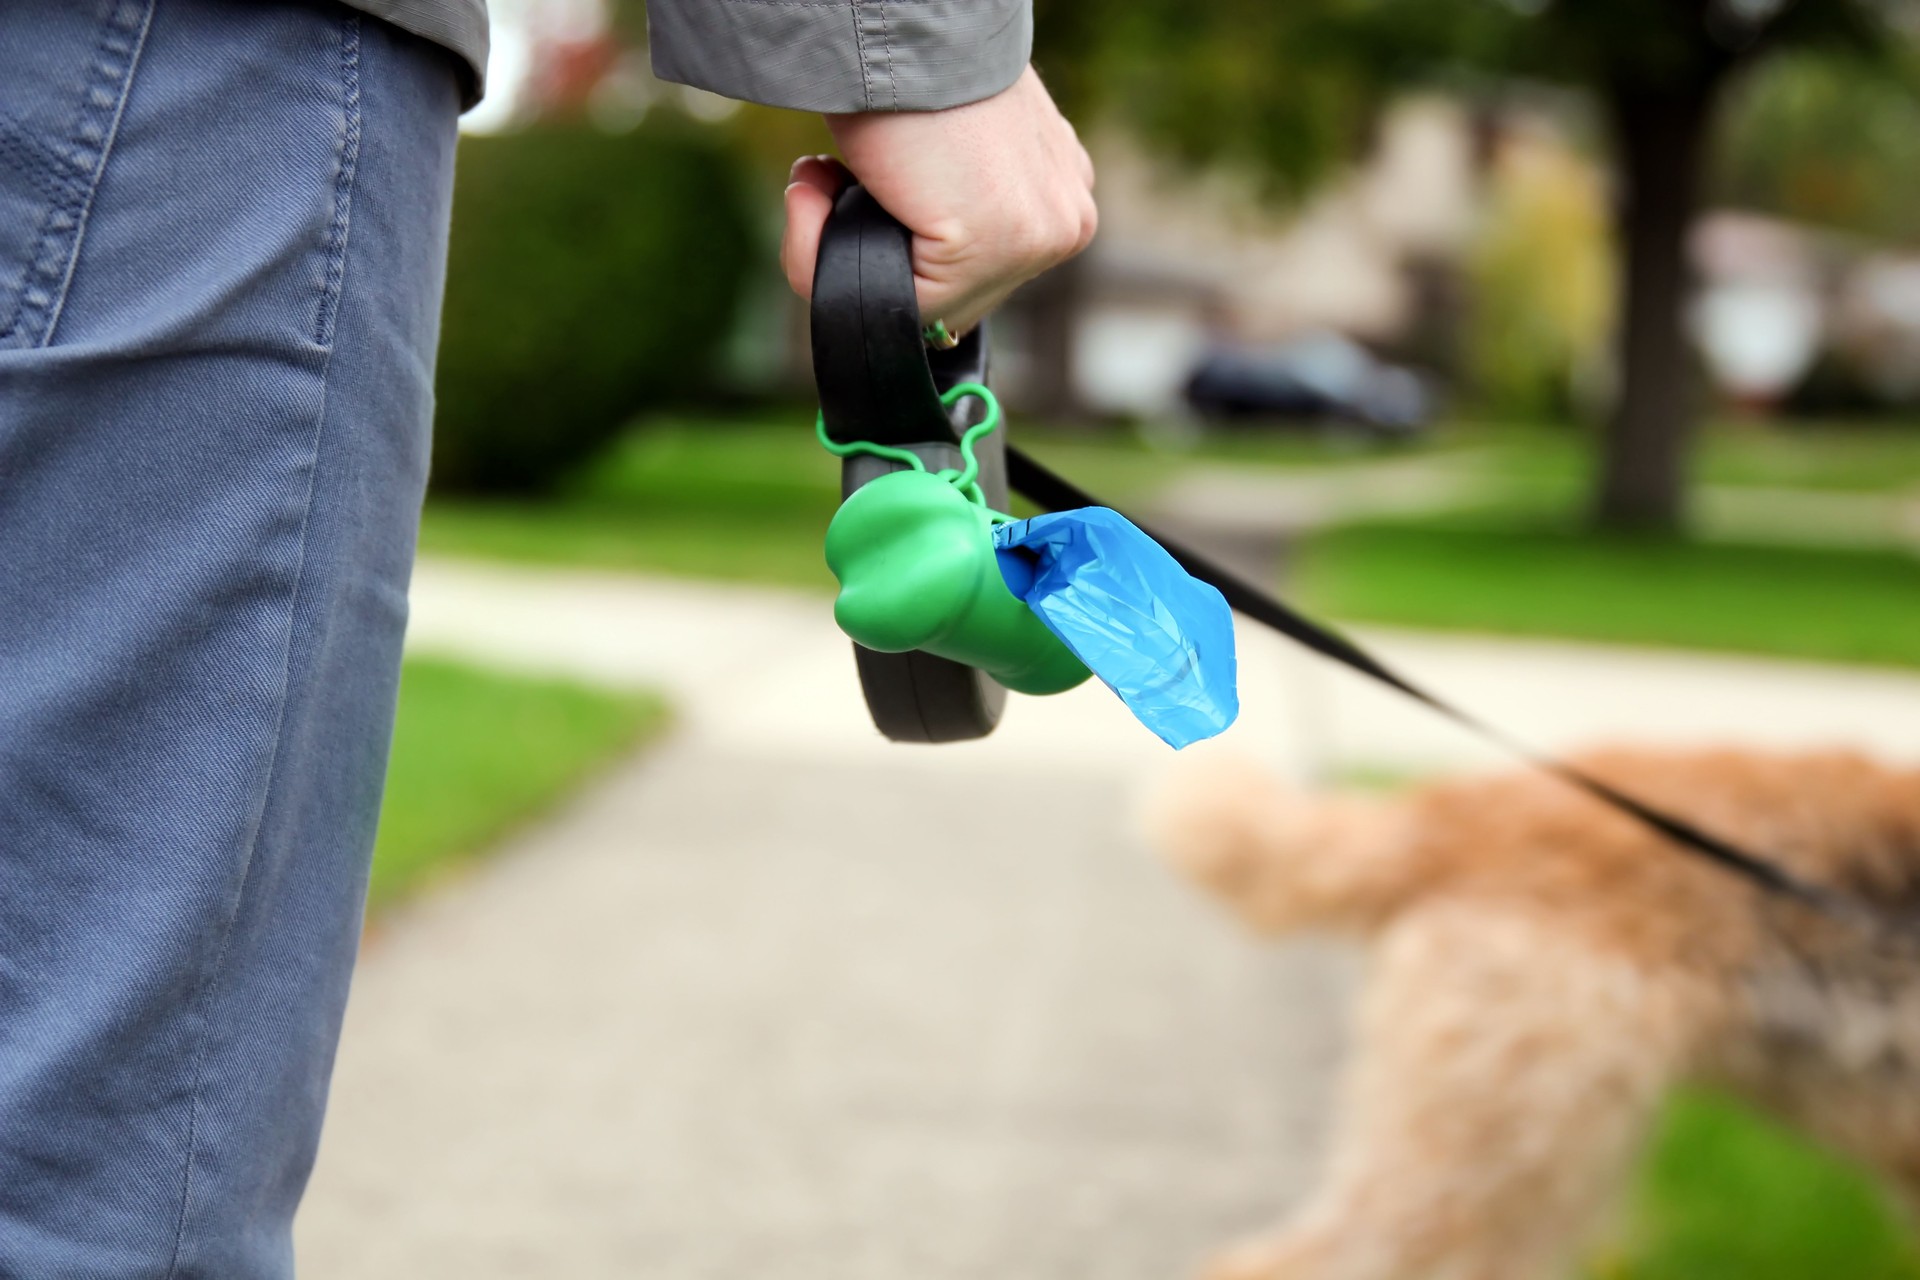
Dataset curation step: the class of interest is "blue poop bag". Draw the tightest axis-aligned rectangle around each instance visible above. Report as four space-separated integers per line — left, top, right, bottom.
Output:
992 508 1238 748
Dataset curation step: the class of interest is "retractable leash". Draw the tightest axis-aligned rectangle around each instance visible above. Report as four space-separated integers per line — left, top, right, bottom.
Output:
810 185 1909 941
812 184 1237 747
811 185 1016 743
1003 447 1889 933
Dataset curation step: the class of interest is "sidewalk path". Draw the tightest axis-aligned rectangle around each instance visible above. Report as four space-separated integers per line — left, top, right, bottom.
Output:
298 748 1349 1279
1701 484 1920 550
1153 452 1494 539
1159 455 1920 551
297 557 1920 1277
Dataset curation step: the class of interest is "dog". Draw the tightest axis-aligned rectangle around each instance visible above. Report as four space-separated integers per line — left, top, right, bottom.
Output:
1146 747 1920 1280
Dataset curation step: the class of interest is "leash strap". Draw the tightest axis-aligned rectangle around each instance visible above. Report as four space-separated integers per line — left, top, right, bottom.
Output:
1006 444 1869 924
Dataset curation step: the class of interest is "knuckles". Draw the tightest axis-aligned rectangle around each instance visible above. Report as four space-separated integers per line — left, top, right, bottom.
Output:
989 187 1097 269
1072 192 1099 255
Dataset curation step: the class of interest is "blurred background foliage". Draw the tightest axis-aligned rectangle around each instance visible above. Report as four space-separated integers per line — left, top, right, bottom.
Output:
1719 47 1920 243
427 0 1920 618
455 0 1920 523
1464 128 1613 422
1028 0 1920 529
434 119 756 493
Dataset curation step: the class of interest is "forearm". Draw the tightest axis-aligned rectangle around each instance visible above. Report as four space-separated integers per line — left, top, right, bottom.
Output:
647 0 1030 112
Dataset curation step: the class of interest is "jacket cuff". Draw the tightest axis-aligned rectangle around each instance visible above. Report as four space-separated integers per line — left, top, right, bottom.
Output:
648 0 1030 113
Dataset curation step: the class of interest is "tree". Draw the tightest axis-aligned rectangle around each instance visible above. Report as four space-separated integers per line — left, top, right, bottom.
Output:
1719 47 1920 244
1036 0 1917 532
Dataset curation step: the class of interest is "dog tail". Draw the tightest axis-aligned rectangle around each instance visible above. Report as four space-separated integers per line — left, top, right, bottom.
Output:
1142 758 1422 936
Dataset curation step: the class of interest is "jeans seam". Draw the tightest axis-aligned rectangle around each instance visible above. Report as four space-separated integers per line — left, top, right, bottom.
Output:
313 19 362 348
1 0 154 349
161 15 363 1276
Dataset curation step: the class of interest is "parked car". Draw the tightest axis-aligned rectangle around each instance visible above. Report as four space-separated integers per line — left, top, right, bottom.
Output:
1182 331 1434 437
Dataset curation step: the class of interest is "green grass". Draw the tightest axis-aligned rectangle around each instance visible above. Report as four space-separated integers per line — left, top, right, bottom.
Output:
421 499 839 590
420 415 845 590
1598 1090 1920 1280
1447 420 1920 498
1421 416 1920 497
1021 420 1448 494
1294 512 1920 668
369 657 670 911
417 409 1461 589
419 410 1920 668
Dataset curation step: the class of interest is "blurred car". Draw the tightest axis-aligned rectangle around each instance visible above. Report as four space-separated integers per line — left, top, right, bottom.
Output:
1182 330 1435 437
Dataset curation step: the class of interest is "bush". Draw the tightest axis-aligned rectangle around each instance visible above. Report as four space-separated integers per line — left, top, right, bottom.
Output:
433 122 757 494
1465 133 1613 423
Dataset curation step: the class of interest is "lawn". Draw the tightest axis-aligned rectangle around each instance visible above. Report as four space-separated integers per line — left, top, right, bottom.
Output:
421 415 842 590
1482 420 1920 496
416 411 1437 589
1292 512 1920 668
420 411 1920 597
1599 1090 1920 1280
369 657 670 911
421 412 1920 674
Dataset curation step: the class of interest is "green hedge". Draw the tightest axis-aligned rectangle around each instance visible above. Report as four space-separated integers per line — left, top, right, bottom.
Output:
433 123 757 494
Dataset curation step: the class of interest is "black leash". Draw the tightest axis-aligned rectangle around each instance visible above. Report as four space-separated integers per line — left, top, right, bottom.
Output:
1007 444 1879 928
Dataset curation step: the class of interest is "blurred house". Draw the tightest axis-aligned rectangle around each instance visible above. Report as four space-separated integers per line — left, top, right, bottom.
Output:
1693 212 1920 414
1691 213 1829 410
996 98 1481 419
997 89 1920 426
1831 252 1920 408
465 0 1920 426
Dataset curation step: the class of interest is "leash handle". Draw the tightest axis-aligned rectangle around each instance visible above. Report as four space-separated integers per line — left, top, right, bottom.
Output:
811 184 991 448
810 182 1010 742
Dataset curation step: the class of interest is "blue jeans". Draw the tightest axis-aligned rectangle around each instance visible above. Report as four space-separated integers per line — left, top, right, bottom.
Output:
0 3 458 1274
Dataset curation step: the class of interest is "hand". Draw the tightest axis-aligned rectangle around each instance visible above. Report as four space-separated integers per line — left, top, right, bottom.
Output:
781 66 1097 338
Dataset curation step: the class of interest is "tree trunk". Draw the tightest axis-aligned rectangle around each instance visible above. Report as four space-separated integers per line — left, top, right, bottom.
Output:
1594 79 1719 534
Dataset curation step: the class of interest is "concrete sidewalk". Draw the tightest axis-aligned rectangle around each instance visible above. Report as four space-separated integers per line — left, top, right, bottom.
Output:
296 558 1920 1277
298 749 1350 1279
1158 454 1920 551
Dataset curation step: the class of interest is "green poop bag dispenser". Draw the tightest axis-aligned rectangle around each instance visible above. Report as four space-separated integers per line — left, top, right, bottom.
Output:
810 185 1089 741
821 393 1090 698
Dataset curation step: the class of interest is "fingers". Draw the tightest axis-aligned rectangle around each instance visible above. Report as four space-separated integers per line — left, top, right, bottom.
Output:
802 66 1099 337
779 155 849 302
911 175 1097 337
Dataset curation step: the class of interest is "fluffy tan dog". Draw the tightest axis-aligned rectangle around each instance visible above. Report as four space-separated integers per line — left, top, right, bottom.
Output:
1146 747 1920 1280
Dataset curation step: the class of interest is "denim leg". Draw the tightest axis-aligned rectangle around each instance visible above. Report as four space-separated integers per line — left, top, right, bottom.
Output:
0 2 458 1274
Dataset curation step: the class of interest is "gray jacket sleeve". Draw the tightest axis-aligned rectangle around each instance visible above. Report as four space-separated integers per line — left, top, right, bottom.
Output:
647 0 1031 113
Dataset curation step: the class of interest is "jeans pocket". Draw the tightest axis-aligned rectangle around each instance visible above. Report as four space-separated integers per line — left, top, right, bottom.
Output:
0 0 152 349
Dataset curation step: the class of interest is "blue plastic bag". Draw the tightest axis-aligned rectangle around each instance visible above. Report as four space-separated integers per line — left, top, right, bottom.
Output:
992 507 1239 748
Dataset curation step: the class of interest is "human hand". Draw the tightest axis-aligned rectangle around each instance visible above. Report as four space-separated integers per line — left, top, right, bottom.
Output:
780 66 1097 339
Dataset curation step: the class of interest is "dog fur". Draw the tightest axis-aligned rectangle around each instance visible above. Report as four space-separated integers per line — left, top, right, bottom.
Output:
1145 747 1920 1280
